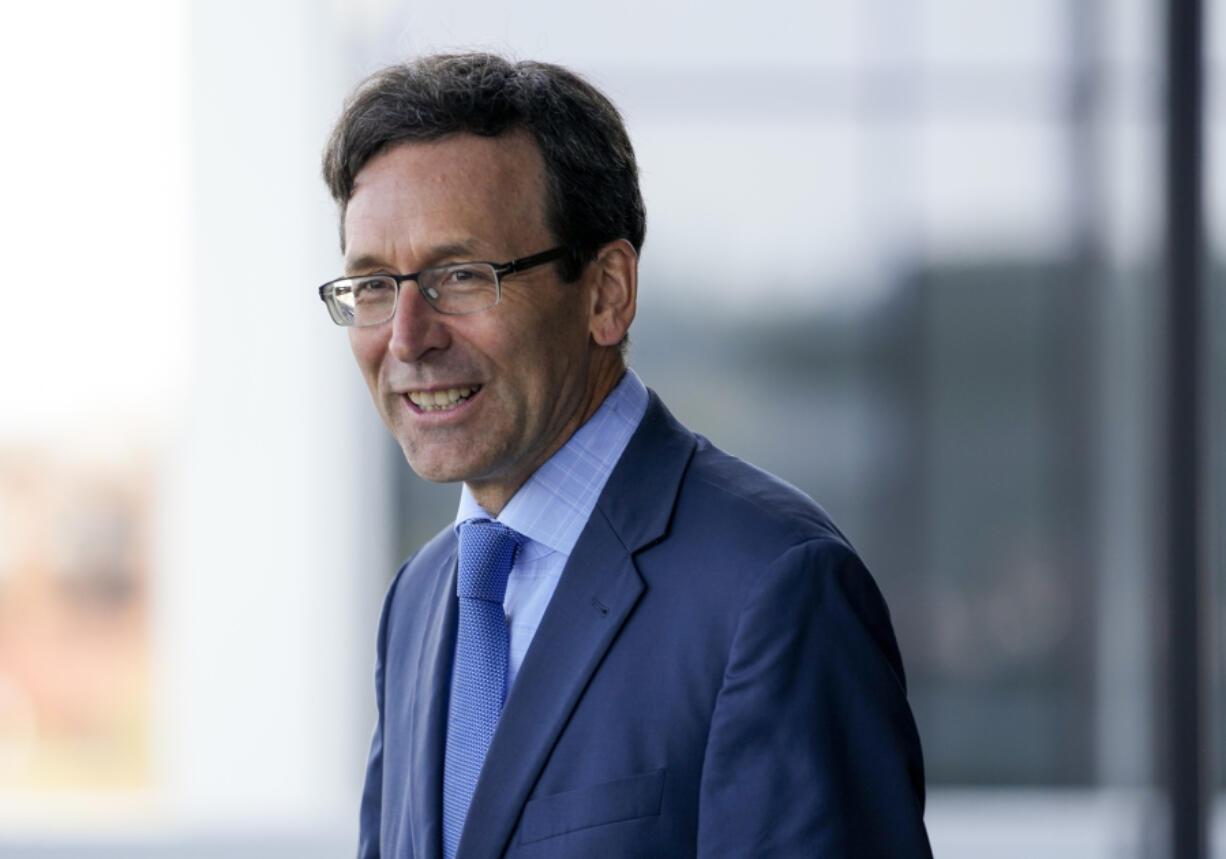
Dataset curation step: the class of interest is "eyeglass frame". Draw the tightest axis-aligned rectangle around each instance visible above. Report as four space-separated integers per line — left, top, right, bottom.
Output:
317 246 570 327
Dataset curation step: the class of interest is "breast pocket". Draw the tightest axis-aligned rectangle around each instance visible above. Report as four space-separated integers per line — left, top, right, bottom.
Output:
518 768 666 845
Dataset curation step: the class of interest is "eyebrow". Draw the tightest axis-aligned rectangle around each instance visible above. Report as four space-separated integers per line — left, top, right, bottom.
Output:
344 240 483 276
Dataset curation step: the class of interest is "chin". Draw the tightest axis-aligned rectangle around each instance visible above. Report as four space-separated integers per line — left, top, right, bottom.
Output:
401 454 450 484
400 445 473 485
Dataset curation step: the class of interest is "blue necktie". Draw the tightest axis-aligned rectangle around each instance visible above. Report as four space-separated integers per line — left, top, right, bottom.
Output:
442 520 522 859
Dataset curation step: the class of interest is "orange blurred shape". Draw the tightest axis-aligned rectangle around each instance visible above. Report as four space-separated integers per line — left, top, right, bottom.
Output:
0 445 150 791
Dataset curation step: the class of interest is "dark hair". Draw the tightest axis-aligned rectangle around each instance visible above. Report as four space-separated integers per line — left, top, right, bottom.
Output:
322 53 646 282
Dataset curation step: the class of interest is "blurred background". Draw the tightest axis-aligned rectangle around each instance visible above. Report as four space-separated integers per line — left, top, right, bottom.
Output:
0 0 1221 855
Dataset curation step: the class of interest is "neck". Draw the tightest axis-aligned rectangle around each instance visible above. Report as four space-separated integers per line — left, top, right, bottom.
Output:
466 355 626 516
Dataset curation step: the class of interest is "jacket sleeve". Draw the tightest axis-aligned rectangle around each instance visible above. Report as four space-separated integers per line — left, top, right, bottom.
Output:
697 538 932 858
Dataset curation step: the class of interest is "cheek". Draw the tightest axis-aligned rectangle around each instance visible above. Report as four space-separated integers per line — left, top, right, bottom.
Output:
348 330 383 374
348 332 389 397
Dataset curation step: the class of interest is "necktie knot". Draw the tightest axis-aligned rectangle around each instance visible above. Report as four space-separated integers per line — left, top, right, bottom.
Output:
457 520 522 602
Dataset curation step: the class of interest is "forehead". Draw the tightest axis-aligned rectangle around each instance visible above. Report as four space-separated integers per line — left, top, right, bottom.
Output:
342 130 550 260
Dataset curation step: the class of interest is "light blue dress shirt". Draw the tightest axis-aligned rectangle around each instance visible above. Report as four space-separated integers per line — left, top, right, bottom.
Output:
454 369 649 691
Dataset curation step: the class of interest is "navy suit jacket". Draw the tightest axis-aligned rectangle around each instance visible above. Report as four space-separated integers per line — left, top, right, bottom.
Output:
359 392 932 858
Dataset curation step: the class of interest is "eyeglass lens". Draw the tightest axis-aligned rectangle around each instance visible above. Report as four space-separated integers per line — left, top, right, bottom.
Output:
331 262 501 326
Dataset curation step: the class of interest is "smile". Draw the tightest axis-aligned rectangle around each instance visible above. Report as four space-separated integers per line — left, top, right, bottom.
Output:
406 386 480 412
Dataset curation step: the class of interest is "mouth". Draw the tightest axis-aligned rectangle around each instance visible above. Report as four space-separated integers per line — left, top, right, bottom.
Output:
405 385 481 413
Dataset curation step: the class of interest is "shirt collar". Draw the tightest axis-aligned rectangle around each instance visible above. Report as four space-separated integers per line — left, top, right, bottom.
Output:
455 369 649 555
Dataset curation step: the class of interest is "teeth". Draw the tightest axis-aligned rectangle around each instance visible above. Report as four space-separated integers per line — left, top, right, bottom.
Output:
407 386 477 411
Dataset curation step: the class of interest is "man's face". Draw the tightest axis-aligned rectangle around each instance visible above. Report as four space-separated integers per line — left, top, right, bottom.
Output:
343 132 614 513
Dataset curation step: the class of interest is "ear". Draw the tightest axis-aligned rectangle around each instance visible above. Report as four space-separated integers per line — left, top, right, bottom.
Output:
587 239 638 347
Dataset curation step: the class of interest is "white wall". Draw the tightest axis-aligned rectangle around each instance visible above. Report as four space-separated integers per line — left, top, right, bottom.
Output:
156 0 388 838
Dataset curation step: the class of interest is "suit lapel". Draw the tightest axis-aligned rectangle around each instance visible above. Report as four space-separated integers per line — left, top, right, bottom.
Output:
457 512 641 858
455 392 696 858
408 545 458 859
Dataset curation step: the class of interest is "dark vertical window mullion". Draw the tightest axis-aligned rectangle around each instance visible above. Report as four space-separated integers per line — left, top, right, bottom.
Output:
1163 0 1208 857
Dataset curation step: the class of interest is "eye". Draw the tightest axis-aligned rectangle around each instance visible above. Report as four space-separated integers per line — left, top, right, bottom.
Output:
352 276 394 302
440 264 496 287
356 277 391 292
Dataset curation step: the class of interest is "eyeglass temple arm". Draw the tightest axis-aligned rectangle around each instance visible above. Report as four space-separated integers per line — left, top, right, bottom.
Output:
500 247 568 275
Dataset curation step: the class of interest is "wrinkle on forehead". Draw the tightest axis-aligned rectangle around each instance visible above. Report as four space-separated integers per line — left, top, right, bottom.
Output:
341 130 551 272
345 240 483 277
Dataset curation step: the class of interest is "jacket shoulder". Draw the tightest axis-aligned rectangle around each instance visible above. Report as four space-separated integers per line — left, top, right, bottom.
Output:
678 432 853 555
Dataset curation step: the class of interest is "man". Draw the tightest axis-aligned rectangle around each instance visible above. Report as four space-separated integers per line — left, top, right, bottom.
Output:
319 53 932 858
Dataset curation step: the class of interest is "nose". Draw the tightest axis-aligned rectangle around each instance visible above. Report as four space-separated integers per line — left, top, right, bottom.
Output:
387 282 451 362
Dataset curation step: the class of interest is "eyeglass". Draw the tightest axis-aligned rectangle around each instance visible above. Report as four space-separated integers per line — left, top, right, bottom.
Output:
318 246 568 327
